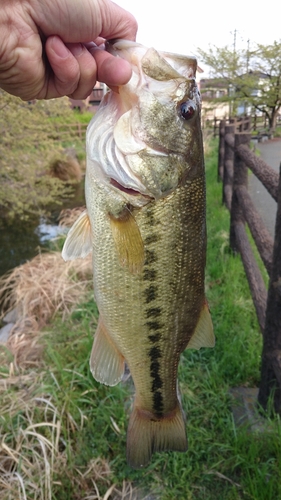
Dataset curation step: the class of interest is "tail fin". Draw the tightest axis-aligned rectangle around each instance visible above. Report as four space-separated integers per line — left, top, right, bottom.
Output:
126 402 187 469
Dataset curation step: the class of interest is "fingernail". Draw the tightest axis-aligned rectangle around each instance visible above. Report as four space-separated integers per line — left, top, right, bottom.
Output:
84 42 98 51
87 45 101 56
67 44 84 57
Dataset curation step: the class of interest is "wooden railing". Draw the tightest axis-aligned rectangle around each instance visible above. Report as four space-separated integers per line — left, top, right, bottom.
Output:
54 122 88 141
218 119 281 413
209 114 280 138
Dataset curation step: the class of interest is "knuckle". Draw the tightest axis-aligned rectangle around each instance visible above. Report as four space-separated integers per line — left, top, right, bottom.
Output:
68 85 95 100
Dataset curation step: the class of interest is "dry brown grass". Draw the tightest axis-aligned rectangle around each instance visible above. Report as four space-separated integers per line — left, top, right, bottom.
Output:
0 379 141 500
59 205 86 228
0 250 92 369
0 251 92 325
0 384 107 500
48 153 82 183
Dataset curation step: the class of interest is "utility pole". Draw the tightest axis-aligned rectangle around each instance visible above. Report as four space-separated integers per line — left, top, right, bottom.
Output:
233 29 237 55
246 39 250 73
229 29 237 118
230 29 237 74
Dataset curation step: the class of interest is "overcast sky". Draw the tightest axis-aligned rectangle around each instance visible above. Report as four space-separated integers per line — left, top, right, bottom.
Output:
115 0 280 76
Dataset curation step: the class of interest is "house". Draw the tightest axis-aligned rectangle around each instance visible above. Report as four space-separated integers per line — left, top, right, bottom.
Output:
199 77 230 123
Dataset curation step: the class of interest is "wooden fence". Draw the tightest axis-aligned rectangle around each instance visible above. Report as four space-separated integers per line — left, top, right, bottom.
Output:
218 119 281 413
54 122 88 141
211 114 281 139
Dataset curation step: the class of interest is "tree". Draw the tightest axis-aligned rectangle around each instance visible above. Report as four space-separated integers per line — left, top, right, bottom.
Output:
0 91 81 223
197 40 281 133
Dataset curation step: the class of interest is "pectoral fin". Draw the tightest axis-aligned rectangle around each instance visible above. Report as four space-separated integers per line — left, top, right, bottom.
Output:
109 208 144 274
90 317 125 386
62 210 92 261
186 301 215 350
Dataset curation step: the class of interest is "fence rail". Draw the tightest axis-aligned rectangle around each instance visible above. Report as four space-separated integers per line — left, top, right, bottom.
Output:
210 114 281 139
54 122 88 141
218 118 281 413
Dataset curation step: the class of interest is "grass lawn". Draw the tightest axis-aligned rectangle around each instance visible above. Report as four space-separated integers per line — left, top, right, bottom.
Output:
1 138 280 500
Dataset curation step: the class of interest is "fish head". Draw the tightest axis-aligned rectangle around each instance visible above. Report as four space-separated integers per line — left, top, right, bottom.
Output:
87 40 203 204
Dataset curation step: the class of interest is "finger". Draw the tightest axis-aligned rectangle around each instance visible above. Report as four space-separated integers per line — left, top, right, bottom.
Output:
31 1 137 45
43 35 81 99
99 1 138 42
89 47 132 87
93 38 106 47
66 43 98 99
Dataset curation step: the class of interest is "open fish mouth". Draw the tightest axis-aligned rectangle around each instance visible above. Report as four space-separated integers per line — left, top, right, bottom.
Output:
87 106 172 200
110 178 141 195
109 178 152 198
86 39 202 201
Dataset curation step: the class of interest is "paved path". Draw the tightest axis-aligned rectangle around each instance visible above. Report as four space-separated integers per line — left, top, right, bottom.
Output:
249 139 281 238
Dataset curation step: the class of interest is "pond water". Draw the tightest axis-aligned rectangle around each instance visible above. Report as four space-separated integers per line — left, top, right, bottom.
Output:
0 181 85 277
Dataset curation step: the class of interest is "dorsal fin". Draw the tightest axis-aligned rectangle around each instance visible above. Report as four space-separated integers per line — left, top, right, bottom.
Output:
141 48 180 80
62 210 92 261
186 301 215 350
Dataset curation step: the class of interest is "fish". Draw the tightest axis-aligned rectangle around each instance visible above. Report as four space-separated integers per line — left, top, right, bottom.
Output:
62 39 215 469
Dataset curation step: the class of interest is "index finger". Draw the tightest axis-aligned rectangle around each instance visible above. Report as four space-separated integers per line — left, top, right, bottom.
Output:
89 45 132 86
98 0 138 41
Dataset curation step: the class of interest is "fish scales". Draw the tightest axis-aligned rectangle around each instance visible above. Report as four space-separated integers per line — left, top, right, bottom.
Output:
90 176 205 407
62 39 215 469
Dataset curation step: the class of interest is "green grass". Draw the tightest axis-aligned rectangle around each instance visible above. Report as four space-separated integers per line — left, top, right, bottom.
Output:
49 109 94 125
274 126 281 138
48 108 93 161
1 139 281 500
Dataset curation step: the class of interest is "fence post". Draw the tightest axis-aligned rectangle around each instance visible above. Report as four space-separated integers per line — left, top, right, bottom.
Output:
229 132 250 252
222 124 235 210
258 163 281 414
243 116 251 131
218 120 225 181
78 122 82 140
230 132 267 331
214 116 218 137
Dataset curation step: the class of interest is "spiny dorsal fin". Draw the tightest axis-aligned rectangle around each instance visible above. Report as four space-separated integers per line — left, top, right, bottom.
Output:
141 47 180 80
62 210 92 261
186 301 215 350
90 316 125 386
109 207 144 274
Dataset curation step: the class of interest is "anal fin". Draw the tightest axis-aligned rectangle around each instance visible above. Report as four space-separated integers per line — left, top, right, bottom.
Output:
186 301 215 350
90 317 125 386
127 401 187 469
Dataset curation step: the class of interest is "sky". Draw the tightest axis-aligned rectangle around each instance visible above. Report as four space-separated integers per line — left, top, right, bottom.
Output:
115 0 281 77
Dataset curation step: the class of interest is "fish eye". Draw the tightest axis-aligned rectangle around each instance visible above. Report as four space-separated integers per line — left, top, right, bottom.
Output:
179 100 196 120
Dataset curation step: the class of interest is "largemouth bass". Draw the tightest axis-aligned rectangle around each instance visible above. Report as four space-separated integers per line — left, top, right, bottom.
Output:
62 40 215 469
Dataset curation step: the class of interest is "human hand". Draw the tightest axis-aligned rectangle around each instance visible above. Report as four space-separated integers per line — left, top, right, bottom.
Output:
0 0 137 100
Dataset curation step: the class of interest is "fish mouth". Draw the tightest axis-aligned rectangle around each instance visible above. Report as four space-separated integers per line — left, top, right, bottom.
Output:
110 178 152 199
